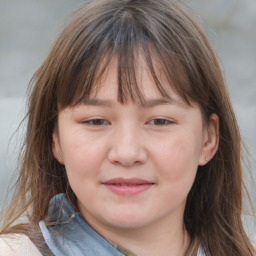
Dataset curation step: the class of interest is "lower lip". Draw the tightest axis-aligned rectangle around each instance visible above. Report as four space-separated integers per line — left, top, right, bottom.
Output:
104 184 153 196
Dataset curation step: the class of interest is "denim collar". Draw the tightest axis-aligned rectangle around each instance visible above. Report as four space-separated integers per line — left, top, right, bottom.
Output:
39 193 126 256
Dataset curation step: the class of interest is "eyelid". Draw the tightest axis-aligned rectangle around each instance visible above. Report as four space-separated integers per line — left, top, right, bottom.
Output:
147 117 175 126
82 118 110 126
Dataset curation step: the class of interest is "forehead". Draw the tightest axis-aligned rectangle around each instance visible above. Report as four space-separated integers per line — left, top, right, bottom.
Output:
89 55 186 106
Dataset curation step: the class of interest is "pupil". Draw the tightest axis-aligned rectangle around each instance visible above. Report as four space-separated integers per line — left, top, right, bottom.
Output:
155 119 165 125
94 119 103 125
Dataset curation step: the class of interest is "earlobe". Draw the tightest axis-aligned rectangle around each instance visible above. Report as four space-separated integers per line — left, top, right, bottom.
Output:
52 132 64 164
198 114 219 166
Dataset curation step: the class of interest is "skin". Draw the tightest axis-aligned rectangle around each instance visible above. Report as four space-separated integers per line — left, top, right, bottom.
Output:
52 58 219 256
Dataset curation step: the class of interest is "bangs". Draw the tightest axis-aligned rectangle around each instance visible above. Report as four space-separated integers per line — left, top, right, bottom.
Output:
54 0 211 111
68 44 192 108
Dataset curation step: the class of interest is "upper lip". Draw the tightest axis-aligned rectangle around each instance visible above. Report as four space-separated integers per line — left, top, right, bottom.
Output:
102 178 154 185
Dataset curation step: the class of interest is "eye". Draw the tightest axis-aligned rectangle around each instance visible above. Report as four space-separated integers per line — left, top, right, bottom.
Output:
148 118 173 126
83 118 109 126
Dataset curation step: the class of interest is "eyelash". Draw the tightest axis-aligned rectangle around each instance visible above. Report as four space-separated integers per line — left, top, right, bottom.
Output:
147 118 174 126
82 118 174 127
82 119 110 126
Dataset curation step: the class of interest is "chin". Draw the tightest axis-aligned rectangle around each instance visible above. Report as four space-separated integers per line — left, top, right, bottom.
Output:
103 212 151 230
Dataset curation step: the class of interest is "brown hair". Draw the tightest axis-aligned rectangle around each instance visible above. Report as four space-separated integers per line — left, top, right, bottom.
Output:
1 0 255 255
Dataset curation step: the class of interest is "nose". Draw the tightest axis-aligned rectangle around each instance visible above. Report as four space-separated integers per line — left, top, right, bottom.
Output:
108 126 147 167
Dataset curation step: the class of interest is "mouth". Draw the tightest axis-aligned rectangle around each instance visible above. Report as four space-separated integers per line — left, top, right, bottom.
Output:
102 178 155 196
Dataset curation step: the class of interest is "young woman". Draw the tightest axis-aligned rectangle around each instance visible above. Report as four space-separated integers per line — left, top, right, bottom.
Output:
0 0 255 255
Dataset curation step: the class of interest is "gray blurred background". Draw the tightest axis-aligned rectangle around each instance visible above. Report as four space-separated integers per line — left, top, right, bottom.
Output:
0 0 255 239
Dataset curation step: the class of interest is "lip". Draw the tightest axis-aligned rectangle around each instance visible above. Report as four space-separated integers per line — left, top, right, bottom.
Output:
102 178 154 196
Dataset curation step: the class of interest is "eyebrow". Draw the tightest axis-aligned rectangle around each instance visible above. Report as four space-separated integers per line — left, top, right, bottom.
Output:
141 98 184 108
81 98 188 108
81 99 114 107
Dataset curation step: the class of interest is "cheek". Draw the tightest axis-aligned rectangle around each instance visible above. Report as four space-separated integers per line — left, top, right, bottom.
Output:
153 130 201 184
62 139 107 202
61 135 107 179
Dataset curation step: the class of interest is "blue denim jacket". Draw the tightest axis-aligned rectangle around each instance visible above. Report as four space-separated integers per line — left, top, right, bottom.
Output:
39 193 204 256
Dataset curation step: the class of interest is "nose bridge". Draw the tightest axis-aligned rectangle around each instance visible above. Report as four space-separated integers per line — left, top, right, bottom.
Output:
108 120 147 166
118 121 138 145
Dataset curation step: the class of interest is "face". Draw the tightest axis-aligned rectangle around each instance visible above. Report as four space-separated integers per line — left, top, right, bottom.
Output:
53 58 218 235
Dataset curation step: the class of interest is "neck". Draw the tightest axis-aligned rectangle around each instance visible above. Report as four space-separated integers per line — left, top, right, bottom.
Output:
85 214 190 256
111 226 190 256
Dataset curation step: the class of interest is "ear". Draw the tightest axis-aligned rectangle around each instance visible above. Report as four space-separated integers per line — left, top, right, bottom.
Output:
198 114 219 166
52 131 64 165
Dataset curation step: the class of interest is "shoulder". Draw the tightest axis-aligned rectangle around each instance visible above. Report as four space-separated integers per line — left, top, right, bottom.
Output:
0 233 42 256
